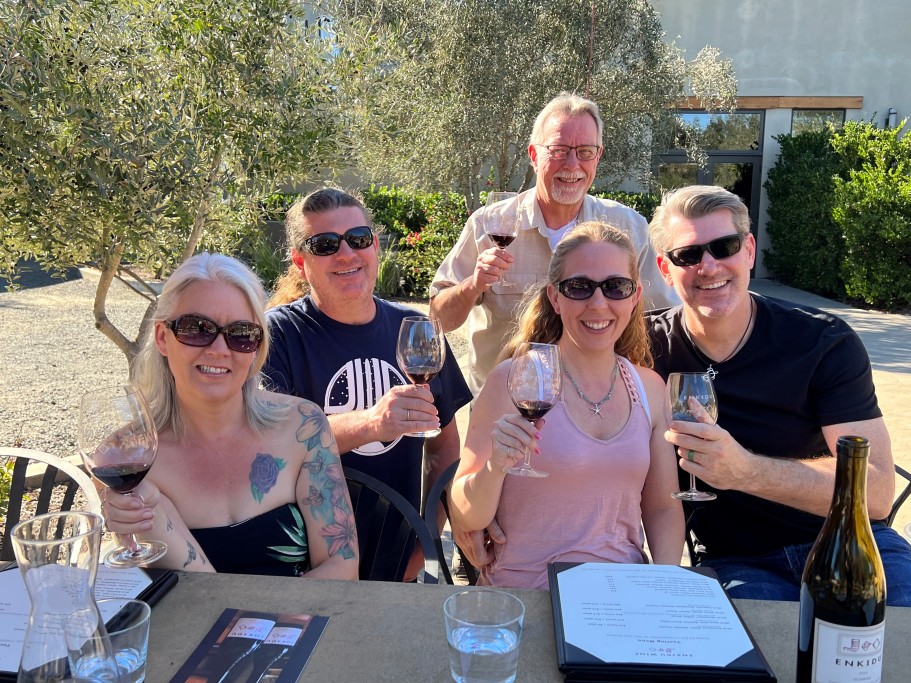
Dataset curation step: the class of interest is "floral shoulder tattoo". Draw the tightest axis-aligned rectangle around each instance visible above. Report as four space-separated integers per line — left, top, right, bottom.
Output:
296 402 356 560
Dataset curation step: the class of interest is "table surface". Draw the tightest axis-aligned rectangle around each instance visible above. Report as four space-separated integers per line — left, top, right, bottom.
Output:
146 572 911 682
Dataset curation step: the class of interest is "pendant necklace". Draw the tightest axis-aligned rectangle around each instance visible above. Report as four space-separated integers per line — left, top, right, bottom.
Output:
564 359 619 419
682 299 754 381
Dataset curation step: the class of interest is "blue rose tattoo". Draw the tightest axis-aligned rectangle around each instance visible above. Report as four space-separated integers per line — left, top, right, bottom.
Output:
249 453 286 503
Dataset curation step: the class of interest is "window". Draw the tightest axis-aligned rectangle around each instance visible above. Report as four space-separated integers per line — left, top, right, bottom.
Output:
671 112 762 151
791 109 845 134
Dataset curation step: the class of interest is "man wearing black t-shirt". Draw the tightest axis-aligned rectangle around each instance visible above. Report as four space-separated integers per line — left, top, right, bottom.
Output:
646 185 911 606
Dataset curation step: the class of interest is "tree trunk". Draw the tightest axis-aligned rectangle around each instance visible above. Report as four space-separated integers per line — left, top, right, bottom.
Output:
93 236 142 365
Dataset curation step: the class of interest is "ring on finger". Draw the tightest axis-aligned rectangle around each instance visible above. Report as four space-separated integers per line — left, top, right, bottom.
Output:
687 449 695 462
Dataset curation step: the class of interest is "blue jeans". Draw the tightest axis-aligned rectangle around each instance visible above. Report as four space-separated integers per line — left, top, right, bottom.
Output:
698 524 911 607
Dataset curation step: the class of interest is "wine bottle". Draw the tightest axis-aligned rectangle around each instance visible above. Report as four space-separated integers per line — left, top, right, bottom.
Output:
215 616 276 683
796 435 886 683
243 622 305 683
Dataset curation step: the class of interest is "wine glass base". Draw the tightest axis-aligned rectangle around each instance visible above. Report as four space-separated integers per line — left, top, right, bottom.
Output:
505 466 549 478
103 540 168 568
672 490 717 502
405 428 441 438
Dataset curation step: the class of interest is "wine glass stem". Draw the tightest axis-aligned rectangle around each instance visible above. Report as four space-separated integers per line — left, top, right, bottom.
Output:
688 473 700 492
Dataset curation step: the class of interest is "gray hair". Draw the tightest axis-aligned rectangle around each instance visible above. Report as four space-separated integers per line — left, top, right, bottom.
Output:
649 185 751 254
132 252 287 439
529 92 604 146
286 187 372 252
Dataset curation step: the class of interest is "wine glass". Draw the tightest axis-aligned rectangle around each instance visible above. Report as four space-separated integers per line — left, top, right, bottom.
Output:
505 342 562 478
396 316 445 438
484 191 519 249
78 384 168 567
667 372 719 501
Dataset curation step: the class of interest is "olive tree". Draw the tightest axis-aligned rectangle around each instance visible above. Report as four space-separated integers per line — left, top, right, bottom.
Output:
325 0 736 208
0 0 337 361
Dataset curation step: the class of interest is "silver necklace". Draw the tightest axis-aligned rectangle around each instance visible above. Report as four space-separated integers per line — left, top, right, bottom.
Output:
564 360 619 419
682 300 754 381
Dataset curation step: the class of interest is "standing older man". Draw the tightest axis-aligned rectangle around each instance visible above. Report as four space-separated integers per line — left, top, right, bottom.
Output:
430 92 678 395
646 184 911 605
264 188 473 579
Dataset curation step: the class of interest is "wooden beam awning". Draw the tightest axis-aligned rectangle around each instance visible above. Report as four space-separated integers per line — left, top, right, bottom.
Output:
676 95 863 110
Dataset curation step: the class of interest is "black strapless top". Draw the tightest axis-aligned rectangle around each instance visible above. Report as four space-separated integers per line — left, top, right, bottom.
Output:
191 503 310 576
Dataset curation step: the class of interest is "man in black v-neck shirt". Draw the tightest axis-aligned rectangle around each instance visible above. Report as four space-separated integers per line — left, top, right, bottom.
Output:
645 185 911 606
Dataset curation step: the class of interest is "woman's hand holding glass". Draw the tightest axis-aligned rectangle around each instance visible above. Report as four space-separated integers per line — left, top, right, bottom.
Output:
488 413 541 474
101 478 161 538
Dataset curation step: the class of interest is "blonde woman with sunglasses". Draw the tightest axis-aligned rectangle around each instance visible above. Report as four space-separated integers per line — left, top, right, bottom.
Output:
101 252 358 579
449 221 684 590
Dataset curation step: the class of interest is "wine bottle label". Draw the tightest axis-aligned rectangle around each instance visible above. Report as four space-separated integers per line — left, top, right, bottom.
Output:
812 619 885 683
225 617 275 641
263 627 303 647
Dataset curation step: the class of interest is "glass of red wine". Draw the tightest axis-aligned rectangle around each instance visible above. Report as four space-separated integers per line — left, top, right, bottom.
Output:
396 316 445 438
505 342 561 478
77 384 168 567
667 372 718 502
484 191 519 249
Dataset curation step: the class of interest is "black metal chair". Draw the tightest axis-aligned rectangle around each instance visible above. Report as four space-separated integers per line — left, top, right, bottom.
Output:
1 447 102 561
343 466 449 584
423 459 478 585
885 463 911 527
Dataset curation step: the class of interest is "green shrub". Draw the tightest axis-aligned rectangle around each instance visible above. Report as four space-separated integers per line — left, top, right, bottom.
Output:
0 457 13 520
592 190 661 222
393 192 468 297
375 247 404 298
763 130 846 296
362 185 428 239
831 121 911 308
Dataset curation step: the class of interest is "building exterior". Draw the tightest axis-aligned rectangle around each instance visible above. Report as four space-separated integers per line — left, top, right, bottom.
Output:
653 0 910 276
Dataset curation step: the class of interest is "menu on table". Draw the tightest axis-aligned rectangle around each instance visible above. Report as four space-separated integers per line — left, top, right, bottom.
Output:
548 562 776 682
0 564 176 680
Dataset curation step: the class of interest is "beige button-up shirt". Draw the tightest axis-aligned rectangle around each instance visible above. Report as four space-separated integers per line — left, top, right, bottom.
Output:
430 189 678 395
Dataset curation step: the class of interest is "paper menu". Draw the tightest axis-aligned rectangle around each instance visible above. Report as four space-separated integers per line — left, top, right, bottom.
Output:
555 563 754 667
0 565 153 674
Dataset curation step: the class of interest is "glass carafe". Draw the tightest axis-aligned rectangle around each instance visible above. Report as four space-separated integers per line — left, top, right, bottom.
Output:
11 511 120 682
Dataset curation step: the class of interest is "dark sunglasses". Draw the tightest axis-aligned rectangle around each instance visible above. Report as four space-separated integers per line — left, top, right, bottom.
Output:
557 276 636 301
165 314 264 353
301 226 374 256
664 234 744 267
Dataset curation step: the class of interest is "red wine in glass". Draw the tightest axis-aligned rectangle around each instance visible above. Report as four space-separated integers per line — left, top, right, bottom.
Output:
78 384 168 568
488 234 516 248
90 462 152 493
514 400 554 421
506 342 561 478
484 192 519 251
404 367 442 385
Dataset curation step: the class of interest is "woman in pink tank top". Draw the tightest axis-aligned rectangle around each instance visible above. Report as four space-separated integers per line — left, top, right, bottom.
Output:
450 221 684 590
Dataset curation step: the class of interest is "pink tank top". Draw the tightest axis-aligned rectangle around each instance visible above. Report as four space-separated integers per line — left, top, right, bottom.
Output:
479 357 652 590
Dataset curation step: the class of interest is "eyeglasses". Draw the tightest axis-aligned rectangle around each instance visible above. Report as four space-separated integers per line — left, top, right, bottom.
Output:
301 226 374 256
664 234 745 267
537 144 601 161
557 276 636 301
165 314 264 353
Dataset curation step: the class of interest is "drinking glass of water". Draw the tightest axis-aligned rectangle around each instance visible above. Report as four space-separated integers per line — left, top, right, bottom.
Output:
66 598 152 683
444 589 525 683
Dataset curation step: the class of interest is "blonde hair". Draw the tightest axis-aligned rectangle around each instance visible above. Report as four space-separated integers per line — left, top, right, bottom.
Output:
132 252 288 439
268 187 373 308
501 221 652 367
649 185 751 254
530 92 603 145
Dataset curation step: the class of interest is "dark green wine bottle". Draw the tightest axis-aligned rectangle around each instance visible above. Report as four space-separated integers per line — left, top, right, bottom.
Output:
796 436 886 682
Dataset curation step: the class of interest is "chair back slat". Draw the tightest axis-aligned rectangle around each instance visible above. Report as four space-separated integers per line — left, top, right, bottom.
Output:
0 448 101 562
423 459 477 585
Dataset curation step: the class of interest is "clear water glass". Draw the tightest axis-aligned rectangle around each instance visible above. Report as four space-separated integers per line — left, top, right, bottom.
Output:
444 589 525 683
